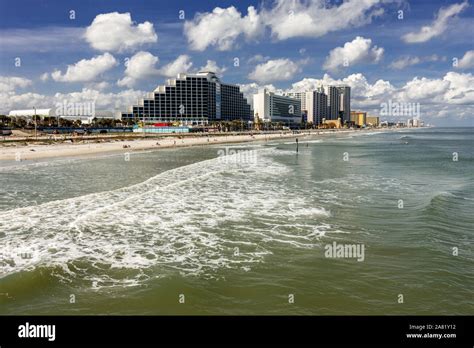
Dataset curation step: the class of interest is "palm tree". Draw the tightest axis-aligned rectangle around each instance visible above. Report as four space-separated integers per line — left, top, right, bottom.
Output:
230 120 240 132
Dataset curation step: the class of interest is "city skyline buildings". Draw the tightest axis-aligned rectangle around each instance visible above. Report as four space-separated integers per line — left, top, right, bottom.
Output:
283 84 351 126
121 71 251 125
118 68 352 126
0 1 472 126
6 70 353 127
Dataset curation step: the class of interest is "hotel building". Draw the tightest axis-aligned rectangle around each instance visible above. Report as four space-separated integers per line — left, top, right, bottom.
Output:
305 87 328 125
281 84 350 126
366 116 380 127
407 118 423 127
253 89 302 125
121 71 251 125
350 111 367 127
319 85 351 123
283 91 307 112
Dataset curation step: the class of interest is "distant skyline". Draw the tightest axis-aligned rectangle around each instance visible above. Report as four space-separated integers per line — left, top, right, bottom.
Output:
0 0 473 126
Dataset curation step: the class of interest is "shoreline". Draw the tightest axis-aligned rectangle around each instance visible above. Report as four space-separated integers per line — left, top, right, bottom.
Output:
0 128 395 161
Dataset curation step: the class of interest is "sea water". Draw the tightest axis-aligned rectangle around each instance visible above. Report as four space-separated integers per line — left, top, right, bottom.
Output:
0 128 472 315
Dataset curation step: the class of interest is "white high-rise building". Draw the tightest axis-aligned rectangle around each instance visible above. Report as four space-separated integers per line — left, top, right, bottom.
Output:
253 89 302 125
283 91 307 111
305 87 328 125
281 84 350 126
407 118 422 127
321 85 351 123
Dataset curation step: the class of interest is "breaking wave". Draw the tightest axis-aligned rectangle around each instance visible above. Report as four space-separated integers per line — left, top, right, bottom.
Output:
0 147 334 288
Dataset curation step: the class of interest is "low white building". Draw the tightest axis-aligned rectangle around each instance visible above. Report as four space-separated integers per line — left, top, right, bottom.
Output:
8 108 115 124
8 109 56 118
407 118 423 127
253 89 302 124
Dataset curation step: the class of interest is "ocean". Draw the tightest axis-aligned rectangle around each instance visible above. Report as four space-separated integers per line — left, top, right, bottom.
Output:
0 127 472 315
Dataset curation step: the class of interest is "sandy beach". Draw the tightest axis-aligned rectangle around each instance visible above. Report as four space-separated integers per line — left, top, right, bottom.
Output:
0 129 394 161
0 131 308 161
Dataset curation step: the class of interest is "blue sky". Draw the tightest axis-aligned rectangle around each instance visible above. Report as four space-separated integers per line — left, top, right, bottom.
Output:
0 0 473 125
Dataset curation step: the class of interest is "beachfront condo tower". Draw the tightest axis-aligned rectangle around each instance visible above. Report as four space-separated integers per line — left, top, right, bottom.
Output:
305 87 328 125
120 71 252 125
321 85 351 123
253 89 302 125
283 91 307 113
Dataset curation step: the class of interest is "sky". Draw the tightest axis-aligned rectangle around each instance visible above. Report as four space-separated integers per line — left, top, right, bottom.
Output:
0 0 473 126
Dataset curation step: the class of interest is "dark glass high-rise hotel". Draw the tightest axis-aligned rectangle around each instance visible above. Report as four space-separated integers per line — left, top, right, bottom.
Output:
121 71 252 125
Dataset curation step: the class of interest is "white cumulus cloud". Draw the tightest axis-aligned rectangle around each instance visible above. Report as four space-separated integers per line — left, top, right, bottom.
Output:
455 50 474 69
51 88 146 110
402 1 468 43
117 54 203 86
117 51 160 88
247 54 269 64
40 73 49 82
287 71 474 122
86 81 111 91
183 0 389 51
1 88 146 114
237 82 281 107
51 53 118 83
0 76 32 92
238 82 279 96
158 55 193 77
442 71 474 104
248 58 304 84
262 0 386 40
323 36 384 72
184 6 263 51
199 60 227 75
389 55 442 70
2 71 473 125
399 77 451 101
389 56 421 70
84 12 158 52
